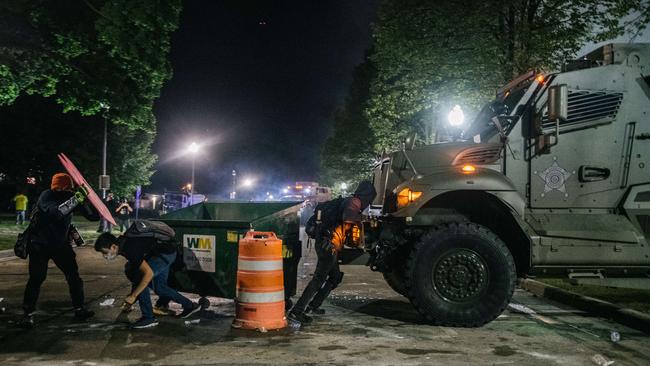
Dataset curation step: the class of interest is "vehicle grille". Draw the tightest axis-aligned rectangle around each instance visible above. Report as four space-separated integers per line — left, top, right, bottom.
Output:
452 144 502 165
542 90 624 128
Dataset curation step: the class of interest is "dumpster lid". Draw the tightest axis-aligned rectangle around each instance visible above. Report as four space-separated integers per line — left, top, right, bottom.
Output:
161 201 302 222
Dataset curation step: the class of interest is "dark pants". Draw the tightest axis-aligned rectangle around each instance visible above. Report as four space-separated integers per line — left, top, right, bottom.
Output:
293 238 342 314
16 210 26 225
125 252 193 319
23 242 85 314
117 218 130 232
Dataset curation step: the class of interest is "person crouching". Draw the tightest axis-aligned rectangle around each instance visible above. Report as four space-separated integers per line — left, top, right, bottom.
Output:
94 231 200 329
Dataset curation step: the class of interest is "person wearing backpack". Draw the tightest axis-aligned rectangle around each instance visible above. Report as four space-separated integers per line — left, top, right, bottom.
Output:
94 220 200 329
287 181 376 325
19 173 98 328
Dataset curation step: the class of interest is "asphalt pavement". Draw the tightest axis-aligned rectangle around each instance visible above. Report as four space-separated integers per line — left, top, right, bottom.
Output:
0 244 649 365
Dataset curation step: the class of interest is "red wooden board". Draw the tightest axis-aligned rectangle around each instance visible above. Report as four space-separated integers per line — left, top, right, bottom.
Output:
58 153 117 226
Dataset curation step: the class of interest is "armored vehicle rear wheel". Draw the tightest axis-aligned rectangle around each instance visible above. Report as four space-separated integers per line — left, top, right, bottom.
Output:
382 269 407 296
405 222 515 327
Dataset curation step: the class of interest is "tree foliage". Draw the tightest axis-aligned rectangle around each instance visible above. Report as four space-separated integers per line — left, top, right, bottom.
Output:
320 55 376 189
365 0 649 152
0 0 181 130
0 0 181 196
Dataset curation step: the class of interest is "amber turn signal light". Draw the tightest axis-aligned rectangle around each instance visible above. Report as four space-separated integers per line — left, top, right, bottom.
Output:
397 188 423 208
461 165 476 174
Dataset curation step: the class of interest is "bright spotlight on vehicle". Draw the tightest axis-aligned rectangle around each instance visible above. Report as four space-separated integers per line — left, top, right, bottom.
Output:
448 105 465 127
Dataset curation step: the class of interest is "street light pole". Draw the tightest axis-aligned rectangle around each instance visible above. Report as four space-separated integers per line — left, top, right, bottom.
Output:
101 117 107 199
188 142 199 206
190 153 195 205
231 170 237 200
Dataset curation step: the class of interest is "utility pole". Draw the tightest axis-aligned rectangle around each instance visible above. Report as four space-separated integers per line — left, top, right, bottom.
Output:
231 169 237 200
190 153 195 205
99 103 110 200
101 118 107 199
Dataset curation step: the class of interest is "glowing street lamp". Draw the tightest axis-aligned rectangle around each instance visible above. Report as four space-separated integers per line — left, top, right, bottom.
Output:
243 178 254 188
448 105 465 127
340 182 348 195
188 142 199 154
187 142 199 205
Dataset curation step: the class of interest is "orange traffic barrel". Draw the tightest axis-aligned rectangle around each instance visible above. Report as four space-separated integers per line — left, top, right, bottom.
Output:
232 231 287 331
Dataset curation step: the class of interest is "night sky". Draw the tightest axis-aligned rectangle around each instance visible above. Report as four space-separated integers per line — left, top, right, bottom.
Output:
151 1 379 196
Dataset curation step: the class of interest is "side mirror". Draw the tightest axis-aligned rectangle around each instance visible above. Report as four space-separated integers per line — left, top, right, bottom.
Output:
534 84 568 155
548 84 568 120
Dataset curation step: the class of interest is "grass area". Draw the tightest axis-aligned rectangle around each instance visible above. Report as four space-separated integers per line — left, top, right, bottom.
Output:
540 278 650 314
0 213 113 251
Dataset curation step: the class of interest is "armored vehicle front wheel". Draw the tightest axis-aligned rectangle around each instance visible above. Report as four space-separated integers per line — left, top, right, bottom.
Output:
382 269 407 296
405 222 515 327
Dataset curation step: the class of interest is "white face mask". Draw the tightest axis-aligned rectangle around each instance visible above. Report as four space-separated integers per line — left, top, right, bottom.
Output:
103 249 117 261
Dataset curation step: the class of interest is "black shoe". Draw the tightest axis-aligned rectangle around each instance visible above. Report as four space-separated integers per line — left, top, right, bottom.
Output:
179 302 201 319
18 314 34 329
131 317 159 329
307 306 325 315
74 308 95 320
287 310 313 325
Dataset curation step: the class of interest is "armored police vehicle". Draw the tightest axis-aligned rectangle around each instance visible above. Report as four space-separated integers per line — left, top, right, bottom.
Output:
365 43 650 327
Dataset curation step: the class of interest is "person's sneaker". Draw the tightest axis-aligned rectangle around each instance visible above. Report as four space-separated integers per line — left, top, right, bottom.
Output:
178 302 201 319
74 308 95 320
306 306 325 315
153 305 174 316
130 317 159 329
18 314 34 329
287 310 313 325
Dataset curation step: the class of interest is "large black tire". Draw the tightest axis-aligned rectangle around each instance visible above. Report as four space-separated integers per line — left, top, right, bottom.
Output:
382 270 407 296
404 222 515 327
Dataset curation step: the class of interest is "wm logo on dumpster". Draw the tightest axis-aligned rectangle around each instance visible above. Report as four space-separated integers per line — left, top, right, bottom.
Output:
183 234 216 273
184 235 214 251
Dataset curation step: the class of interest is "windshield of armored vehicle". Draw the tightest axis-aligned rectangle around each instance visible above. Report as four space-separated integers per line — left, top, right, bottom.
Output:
464 84 528 142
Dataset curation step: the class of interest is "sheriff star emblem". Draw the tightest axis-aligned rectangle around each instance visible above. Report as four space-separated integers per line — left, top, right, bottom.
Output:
538 161 571 194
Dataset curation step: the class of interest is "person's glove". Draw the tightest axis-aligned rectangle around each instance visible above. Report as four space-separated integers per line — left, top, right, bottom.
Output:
74 185 89 204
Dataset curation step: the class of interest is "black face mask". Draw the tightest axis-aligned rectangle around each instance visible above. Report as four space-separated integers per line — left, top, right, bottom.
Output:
52 190 74 202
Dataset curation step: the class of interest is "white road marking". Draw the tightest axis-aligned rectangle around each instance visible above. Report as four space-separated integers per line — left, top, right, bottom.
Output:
508 303 560 325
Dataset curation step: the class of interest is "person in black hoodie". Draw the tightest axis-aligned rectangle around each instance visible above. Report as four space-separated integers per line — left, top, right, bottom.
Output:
288 181 376 325
20 173 99 328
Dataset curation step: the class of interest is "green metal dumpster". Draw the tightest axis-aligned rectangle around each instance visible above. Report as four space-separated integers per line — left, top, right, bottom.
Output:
159 201 302 301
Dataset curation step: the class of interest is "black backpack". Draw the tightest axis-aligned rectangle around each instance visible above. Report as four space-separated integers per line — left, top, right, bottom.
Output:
124 220 183 268
305 197 345 239
124 220 176 241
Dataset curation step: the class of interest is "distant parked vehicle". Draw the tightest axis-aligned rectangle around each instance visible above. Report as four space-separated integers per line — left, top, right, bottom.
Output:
161 191 205 214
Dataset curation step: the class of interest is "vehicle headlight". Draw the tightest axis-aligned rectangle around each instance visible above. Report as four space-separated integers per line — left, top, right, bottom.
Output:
397 188 423 208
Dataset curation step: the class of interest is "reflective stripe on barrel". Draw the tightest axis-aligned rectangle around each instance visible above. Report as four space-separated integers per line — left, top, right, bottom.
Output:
237 259 283 271
236 290 285 303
